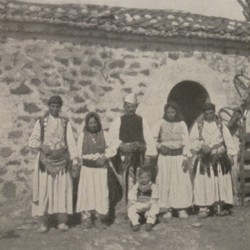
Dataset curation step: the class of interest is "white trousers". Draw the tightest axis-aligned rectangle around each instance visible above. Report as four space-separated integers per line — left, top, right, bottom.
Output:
128 202 159 226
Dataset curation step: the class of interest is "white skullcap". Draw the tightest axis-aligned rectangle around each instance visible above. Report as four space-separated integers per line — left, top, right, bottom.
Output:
124 93 138 104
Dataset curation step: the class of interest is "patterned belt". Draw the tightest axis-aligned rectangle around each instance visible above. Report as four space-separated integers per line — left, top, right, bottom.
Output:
82 159 105 168
119 142 146 155
159 147 183 156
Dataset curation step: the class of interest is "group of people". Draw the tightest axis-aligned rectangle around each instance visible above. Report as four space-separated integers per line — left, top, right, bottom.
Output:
28 93 237 233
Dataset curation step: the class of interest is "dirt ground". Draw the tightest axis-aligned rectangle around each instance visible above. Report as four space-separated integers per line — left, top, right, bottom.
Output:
1 203 250 250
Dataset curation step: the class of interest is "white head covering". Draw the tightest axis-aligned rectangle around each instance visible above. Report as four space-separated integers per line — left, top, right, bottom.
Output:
124 93 138 104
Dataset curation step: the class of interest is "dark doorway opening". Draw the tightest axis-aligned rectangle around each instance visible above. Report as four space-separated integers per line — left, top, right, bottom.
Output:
167 81 210 129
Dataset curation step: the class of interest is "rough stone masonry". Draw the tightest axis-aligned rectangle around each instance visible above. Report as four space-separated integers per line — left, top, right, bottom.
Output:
0 0 250 221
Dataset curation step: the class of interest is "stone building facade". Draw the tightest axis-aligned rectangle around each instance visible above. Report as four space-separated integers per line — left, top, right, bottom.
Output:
0 0 250 219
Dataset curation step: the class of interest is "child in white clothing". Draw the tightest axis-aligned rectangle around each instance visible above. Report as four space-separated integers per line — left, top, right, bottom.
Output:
128 168 159 232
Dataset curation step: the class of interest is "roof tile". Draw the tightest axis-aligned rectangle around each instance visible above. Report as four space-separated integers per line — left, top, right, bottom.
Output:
1 1 250 43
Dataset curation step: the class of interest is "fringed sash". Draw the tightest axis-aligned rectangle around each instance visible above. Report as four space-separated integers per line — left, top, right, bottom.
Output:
39 148 70 176
39 115 69 175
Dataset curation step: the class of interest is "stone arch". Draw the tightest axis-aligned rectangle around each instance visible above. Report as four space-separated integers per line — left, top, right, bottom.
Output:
167 81 210 129
137 58 239 127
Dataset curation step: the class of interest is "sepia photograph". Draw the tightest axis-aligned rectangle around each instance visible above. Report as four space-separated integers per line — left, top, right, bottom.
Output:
0 0 250 249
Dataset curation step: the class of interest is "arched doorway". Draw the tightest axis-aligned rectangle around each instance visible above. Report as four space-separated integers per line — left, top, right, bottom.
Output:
167 81 210 129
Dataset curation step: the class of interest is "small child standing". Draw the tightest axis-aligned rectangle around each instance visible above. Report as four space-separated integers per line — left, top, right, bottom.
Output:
128 168 159 232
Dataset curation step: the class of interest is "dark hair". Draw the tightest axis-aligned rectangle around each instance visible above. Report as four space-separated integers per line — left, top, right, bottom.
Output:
48 95 63 106
203 102 215 112
84 112 102 133
163 102 184 122
138 167 152 178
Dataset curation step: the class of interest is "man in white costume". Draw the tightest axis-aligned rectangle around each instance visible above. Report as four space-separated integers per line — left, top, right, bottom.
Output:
190 103 237 217
28 96 78 233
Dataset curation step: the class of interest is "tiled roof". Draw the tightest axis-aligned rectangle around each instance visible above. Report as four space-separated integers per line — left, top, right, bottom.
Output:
1 0 250 43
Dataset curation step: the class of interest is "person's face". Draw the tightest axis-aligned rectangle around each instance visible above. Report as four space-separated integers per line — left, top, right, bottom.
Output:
87 117 98 132
204 109 215 122
166 107 176 121
139 172 151 185
124 102 137 115
49 103 61 117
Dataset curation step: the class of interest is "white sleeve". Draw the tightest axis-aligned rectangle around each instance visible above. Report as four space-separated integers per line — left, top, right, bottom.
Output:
66 122 78 163
107 117 122 153
189 123 202 152
143 117 157 156
77 132 84 160
104 131 117 158
151 119 163 147
28 120 41 149
180 121 192 157
222 124 237 156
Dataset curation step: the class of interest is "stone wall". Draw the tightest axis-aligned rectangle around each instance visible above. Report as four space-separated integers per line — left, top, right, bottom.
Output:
0 34 249 220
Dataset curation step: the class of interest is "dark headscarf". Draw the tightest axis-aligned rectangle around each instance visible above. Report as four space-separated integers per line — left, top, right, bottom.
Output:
84 112 102 133
48 95 63 106
163 102 184 122
203 102 215 112
82 112 105 155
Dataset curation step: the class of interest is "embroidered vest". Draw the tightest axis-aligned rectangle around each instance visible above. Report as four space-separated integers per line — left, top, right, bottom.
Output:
137 183 153 203
39 114 69 147
194 117 232 176
197 118 224 144
159 121 183 143
82 130 106 155
137 189 152 198
81 130 107 168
